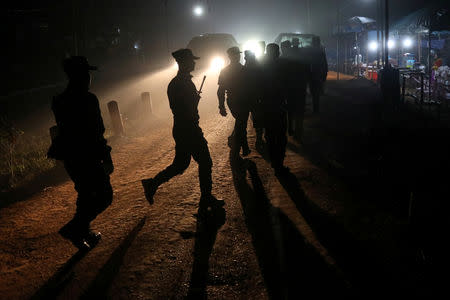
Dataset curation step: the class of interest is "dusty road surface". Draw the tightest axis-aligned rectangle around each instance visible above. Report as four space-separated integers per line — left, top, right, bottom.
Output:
0 68 355 299
2 71 438 299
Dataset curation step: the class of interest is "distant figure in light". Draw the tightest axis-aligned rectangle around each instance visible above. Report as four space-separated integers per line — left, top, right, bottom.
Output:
217 46 251 158
244 50 265 150
303 36 328 113
261 43 289 175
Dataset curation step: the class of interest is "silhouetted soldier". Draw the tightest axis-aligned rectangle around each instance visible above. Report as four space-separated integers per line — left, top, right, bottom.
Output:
291 37 303 58
258 41 266 58
50 56 113 251
244 50 264 150
280 40 292 58
280 40 295 136
304 36 328 113
141 49 223 210
281 40 309 141
217 46 250 157
261 43 289 174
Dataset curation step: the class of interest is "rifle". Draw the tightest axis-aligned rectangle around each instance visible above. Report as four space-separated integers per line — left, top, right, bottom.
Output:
198 75 206 94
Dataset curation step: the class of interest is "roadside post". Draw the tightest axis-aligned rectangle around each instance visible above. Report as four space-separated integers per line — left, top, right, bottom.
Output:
107 100 124 136
141 92 153 117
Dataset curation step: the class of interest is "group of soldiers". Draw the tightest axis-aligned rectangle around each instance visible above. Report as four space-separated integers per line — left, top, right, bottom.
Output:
49 37 327 250
217 36 328 174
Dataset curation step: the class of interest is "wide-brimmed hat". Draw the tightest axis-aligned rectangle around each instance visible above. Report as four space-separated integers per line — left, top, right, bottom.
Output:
172 48 200 62
227 46 242 56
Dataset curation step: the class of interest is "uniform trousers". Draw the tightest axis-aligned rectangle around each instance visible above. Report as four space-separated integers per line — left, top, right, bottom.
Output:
153 125 212 196
264 112 288 169
64 158 113 234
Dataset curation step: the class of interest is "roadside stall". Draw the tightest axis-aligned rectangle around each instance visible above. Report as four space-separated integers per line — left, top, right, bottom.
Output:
338 16 377 77
392 5 450 112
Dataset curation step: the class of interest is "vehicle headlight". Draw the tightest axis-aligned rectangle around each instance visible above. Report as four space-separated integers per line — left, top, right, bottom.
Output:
243 40 263 58
210 56 225 72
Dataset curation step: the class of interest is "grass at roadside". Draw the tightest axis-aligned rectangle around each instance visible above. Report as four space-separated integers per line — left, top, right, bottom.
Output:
0 131 56 191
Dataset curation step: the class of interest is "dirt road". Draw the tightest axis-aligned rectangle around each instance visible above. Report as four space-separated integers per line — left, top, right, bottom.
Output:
0 69 357 299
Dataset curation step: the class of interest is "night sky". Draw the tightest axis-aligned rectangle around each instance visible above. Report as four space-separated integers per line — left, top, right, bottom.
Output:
7 0 436 47
4 0 443 91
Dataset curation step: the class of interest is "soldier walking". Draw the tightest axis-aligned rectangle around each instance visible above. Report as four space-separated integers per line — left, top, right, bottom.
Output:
243 50 264 150
304 36 328 113
141 49 223 211
217 46 251 158
281 40 309 141
49 56 113 251
261 44 289 175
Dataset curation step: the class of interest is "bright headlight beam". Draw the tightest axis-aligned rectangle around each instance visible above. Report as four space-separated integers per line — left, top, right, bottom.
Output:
193 6 204 17
368 41 378 52
387 40 395 49
243 40 263 58
210 57 225 72
403 38 412 48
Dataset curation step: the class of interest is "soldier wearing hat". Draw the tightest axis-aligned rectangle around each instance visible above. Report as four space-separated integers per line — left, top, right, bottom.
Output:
305 36 328 113
261 43 289 174
244 50 264 150
50 56 113 251
217 46 250 158
280 40 309 141
141 49 223 211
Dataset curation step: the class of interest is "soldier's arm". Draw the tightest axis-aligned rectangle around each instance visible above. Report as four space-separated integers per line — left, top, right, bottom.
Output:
51 97 61 126
91 94 110 159
51 96 67 136
92 94 106 138
217 71 227 108
217 71 227 116
217 85 226 108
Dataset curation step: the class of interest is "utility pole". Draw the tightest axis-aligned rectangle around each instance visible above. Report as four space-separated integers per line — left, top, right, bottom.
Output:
72 0 79 55
306 0 311 33
384 0 389 66
376 0 380 68
336 0 341 80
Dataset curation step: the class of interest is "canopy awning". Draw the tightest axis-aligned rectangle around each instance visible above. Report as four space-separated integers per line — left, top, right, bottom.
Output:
392 4 450 34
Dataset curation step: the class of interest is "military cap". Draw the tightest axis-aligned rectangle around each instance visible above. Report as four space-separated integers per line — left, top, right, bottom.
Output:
281 40 291 47
266 43 280 52
63 56 97 74
227 46 242 56
171 48 200 62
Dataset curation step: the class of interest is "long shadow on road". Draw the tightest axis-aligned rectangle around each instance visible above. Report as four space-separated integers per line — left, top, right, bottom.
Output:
33 217 147 299
275 170 422 297
230 155 351 299
81 217 147 299
186 205 226 299
31 250 87 300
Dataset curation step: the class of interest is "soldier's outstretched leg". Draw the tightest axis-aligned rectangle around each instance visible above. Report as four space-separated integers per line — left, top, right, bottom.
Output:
142 144 191 204
231 111 250 157
251 111 264 150
265 114 288 175
237 111 250 156
191 135 224 210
